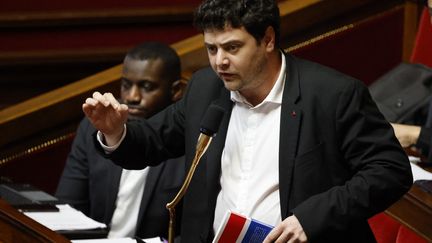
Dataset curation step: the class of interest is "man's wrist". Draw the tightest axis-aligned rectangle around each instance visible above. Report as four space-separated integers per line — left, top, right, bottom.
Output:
104 126 125 146
97 124 127 153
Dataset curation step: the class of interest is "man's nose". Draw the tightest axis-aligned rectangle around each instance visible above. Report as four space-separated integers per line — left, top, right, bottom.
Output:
215 51 229 68
127 85 141 104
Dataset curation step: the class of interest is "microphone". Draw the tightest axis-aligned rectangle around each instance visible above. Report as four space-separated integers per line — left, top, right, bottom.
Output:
200 104 226 136
166 104 225 243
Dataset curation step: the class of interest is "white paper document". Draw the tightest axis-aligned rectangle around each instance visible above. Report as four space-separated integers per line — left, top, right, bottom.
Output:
409 156 432 181
24 204 107 231
71 237 165 243
72 238 136 243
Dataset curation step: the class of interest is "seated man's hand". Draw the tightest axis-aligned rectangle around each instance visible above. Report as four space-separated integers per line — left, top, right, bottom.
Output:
263 215 307 243
390 123 421 148
82 91 128 146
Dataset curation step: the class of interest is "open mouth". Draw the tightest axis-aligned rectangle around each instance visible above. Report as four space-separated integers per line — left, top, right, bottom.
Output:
219 72 235 80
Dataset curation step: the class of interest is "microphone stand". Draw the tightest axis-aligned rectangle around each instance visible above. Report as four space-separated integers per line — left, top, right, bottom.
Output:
166 133 213 243
166 104 224 243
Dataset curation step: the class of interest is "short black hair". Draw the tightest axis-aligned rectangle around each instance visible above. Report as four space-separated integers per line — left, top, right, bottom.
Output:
194 0 280 48
125 42 181 83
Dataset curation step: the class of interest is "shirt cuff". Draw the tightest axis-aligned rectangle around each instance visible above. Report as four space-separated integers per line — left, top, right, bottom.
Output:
96 124 127 153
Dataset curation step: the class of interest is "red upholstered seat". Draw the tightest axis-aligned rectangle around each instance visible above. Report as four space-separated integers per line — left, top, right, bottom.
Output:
368 213 399 243
396 225 427 243
368 213 428 243
410 7 432 67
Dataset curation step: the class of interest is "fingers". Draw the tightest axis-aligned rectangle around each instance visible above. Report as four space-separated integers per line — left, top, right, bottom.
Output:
83 92 123 110
263 225 282 243
263 216 307 243
82 91 128 120
82 103 93 117
94 91 115 107
103 92 120 109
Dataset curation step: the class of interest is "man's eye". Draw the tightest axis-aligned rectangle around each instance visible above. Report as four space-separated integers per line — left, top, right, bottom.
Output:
121 81 132 89
227 45 238 52
207 46 217 54
140 82 155 91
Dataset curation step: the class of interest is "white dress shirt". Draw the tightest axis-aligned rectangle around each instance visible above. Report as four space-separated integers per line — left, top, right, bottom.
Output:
213 52 286 232
107 168 148 238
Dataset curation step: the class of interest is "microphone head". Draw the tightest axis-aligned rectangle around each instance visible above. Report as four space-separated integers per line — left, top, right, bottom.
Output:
200 104 225 136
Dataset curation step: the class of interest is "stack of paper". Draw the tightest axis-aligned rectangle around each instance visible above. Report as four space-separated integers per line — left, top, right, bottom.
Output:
24 204 107 231
409 156 432 181
71 237 165 243
72 238 136 243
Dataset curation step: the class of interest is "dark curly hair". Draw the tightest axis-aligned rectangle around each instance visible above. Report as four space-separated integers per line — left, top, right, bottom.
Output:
194 0 280 48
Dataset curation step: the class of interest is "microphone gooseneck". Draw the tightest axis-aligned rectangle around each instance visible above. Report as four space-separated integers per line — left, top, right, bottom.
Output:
166 104 225 243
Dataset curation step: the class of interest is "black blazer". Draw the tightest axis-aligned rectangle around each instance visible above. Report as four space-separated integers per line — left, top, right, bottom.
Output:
56 118 185 239
103 53 412 243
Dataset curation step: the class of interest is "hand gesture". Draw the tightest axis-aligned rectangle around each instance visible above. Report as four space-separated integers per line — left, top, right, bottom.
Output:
82 91 129 145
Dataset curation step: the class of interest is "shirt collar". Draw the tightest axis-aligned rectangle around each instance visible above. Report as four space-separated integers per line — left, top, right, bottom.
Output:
231 51 286 107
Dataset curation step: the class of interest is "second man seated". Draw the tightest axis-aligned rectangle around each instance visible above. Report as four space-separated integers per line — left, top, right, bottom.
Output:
55 42 186 239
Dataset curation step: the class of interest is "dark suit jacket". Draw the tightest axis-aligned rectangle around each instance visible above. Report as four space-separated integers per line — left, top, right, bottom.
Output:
417 99 432 162
102 53 413 243
56 118 185 239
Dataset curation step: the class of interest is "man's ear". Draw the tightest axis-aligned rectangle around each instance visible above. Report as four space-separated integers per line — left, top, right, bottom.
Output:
264 26 275 52
170 79 187 102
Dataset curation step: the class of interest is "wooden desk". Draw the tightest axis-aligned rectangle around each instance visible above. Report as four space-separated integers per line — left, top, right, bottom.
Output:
387 182 432 242
0 198 70 243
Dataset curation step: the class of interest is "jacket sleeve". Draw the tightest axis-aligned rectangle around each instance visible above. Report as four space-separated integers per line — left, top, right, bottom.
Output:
55 118 91 214
416 126 432 162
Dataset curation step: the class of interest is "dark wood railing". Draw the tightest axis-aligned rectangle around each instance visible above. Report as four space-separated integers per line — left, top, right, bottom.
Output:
0 2 200 109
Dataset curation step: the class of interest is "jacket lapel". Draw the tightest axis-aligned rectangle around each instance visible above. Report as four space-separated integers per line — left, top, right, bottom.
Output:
279 53 302 218
106 164 122 224
136 165 164 230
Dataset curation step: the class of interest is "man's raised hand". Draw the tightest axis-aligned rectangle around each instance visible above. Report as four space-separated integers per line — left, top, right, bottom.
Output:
82 92 129 146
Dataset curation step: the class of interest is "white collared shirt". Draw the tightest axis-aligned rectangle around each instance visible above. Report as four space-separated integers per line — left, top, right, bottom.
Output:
213 52 286 232
107 168 148 238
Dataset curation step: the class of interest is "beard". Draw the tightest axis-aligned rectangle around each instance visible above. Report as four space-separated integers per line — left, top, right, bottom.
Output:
234 51 267 93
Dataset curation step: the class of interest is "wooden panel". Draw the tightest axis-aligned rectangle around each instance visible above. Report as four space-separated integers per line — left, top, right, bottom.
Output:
0 0 201 13
290 6 405 85
0 7 197 28
0 3 200 109
387 183 432 242
0 134 75 195
0 199 70 243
